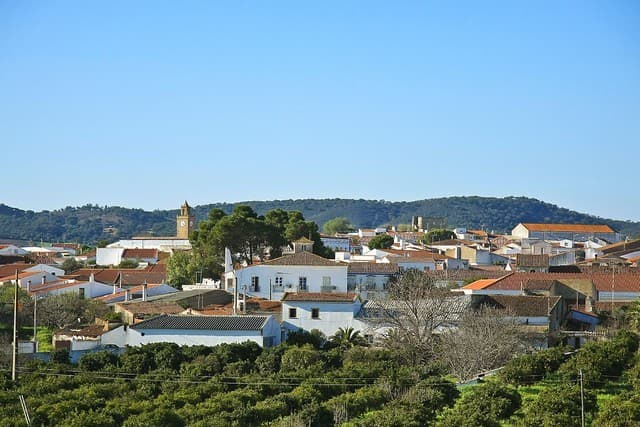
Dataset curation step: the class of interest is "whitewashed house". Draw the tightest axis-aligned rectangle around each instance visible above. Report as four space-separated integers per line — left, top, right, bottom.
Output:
281 292 362 337
225 251 347 301
101 314 281 348
0 244 28 256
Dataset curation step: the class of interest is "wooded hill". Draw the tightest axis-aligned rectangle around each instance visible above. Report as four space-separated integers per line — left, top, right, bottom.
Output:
1 196 638 244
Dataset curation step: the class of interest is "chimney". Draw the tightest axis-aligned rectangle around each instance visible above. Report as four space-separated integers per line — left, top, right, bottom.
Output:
26 280 31 292
142 283 148 302
89 273 95 282
42 276 46 286
113 283 117 294
124 289 130 302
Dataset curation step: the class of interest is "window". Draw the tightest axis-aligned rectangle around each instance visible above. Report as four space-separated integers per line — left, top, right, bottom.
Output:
289 308 297 318
251 276 259 292
299 277 307 291
78 288 85 299
322 276 331 286
275 276 283 287
311 308 320 319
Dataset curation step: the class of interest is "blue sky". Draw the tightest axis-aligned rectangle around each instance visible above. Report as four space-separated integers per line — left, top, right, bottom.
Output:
1 1 639 221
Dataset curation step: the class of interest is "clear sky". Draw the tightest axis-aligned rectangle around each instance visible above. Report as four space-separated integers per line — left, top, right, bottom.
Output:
1 1 639 221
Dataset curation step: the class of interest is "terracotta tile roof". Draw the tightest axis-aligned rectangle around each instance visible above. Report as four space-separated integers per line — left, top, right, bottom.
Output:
29 280 86 294
347 263 400 274
119 271 166 286
0 263 34 278
383 249 450 260
122 249 159 259
68 269 121 284
463 279 501 290
145 264 167 273
115 301 185 315
467 229 488 237
260 251 340 267
54 324 108 338
481 295 561 317
516 254 549 267
0 270 42 282
476 272 640 293
599 239 640 254
281 292 358 302
520 223 615 233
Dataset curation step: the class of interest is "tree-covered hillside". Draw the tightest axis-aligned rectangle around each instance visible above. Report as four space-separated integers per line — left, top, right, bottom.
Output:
1 197 638 244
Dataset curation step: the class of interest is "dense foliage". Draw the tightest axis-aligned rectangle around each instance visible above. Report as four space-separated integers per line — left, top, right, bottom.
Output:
0 340 460 427
2 196 638 244
1 329 640 426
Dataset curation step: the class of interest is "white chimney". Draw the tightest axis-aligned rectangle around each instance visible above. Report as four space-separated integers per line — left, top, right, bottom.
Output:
124 290 130 302
142 283 148 302
89 273 95 282
113 283 117 294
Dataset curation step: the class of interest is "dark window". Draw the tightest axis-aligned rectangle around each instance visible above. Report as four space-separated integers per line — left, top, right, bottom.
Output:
289 308 297 318
311 308 320 319
78 288 85 299
251 276 259 291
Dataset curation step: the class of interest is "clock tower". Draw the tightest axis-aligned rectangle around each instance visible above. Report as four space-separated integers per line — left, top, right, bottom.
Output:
176 201 195 239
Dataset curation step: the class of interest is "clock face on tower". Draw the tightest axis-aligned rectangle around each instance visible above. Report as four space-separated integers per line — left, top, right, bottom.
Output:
180 220 186 227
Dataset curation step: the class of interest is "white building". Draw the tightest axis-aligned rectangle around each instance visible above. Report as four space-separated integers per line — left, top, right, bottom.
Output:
281 292 362 338
0 244 28 256
101 314 281 348
225 251 347 301
320 236 351 252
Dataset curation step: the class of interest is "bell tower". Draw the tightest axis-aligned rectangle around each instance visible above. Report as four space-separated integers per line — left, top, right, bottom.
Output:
176 201 195 239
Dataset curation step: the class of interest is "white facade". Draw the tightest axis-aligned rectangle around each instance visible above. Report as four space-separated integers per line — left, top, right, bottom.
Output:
34 279 115 299
0 245 27 256
101 316 281 348
227 261 347 301
320 236 351 252
24 264 65 276
107 238 191 251
281 300 362 337
96 248 124 266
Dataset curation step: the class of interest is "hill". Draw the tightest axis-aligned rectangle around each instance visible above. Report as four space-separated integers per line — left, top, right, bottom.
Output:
0 196 638 244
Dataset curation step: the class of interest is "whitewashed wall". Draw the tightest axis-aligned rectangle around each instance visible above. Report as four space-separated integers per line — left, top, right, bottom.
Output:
281 300 361 337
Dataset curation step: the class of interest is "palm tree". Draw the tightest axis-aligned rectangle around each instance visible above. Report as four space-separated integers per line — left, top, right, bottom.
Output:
329 327 368 349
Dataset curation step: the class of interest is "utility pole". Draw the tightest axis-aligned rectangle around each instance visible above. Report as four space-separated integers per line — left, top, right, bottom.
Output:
12 269 19 382
579 369 585 427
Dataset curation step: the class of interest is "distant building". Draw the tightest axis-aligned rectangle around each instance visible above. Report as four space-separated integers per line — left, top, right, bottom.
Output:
512 223 620 243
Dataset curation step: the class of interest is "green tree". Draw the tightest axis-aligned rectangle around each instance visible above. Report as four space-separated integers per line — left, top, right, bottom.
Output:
327 327 368 350
61 258 84 274
368 234 394 249
166 250 198 288
423 229 455 244
596 391 640 427
37 293 107 329
521 383 596 427
322 217 354 235
118 259 139 269
437 381 521 427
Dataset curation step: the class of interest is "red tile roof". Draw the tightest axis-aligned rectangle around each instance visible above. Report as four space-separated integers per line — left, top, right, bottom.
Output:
520 223 615 233
463 279 500 290
476 272 640 293
0 263 34 278
260 251 340 267
122 249 159 259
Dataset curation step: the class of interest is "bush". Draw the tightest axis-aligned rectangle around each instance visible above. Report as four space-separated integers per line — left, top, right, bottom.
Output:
79 351 119 372
521 383 596 427
596 391 640 427
437 381 520 426
499 346 567 386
